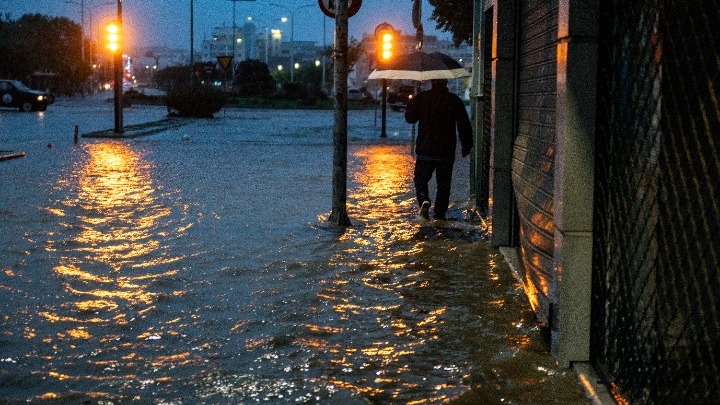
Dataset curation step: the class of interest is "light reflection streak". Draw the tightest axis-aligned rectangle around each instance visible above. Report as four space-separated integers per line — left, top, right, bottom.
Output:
38 141 193 376
306 144 478 401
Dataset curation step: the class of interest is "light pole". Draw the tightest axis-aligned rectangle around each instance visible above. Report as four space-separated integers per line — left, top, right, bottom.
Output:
246 15 283 64
66 0 86 63
269 2 315 82
322 15 327 94
190 0 194 84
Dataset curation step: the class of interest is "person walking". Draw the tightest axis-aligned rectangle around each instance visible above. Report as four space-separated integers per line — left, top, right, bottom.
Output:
405 78 473 221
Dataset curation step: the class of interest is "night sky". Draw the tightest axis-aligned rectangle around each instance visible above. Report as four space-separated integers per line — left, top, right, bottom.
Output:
0 0 450 50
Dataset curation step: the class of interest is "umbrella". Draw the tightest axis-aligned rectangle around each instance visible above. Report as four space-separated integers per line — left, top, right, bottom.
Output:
368 51 470 81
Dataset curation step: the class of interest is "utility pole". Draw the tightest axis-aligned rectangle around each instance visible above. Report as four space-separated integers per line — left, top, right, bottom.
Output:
113 0 123 134
321 15 327 94
190 0 194 84
329 0 351 226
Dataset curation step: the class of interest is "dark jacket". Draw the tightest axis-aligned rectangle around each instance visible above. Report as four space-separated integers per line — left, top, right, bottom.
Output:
404 85 473 160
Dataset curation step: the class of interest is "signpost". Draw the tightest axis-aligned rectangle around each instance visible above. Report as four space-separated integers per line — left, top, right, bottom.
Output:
328 0 352 226
318 0 362 18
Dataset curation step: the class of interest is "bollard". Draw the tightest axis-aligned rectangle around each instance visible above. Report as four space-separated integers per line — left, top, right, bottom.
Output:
74 125 79 144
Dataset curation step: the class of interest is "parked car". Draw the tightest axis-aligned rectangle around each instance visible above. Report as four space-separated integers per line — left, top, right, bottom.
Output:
387 85 415 111
0 79 54 112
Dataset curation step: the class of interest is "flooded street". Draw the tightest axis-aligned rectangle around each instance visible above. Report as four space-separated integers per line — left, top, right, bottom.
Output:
0 99 590 404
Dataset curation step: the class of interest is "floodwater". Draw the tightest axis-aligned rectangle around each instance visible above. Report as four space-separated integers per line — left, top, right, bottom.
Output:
0 97 591 404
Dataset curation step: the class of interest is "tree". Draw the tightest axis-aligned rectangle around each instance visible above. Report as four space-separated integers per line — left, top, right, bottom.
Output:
348 37 364 71
427 0 474 46
0 14 90 93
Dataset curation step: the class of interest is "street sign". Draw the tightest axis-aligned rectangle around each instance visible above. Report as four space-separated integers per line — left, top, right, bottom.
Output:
217 55 233 71
318 0 362 18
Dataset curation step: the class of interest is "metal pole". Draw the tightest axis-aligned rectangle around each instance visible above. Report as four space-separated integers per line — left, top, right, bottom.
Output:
232 0 236 83
113 0 123 134
290 11 295 82
380 79 387 137
265 27 269 63
81 0 85 64
329 0 351 226
190 0 195 85
321 15 327 94
470 0 484 207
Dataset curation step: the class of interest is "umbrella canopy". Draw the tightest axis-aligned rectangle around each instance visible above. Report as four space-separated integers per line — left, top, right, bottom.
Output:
368 51 470 81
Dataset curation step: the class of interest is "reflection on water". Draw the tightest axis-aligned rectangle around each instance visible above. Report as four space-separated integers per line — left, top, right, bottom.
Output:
18 142 195 400
0 135 590 404
48 142 185 316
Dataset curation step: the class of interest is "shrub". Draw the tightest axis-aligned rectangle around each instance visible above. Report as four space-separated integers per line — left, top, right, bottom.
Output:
234 59 276 97
166 84 227 118
281 82 307 100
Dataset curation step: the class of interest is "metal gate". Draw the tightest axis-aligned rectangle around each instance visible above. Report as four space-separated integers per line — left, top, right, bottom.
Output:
511 0 558 323
592 0 720 403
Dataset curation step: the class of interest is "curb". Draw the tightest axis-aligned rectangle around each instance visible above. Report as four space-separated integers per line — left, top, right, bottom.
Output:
498 246 615 405
82 118 188 139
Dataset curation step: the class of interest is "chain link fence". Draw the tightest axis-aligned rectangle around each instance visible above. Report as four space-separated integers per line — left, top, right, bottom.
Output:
592 0 720 403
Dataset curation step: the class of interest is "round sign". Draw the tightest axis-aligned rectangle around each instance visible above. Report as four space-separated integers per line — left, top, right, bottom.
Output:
318 0 362 18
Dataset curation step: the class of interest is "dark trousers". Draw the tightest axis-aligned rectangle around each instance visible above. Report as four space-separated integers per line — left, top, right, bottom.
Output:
413 159 454 218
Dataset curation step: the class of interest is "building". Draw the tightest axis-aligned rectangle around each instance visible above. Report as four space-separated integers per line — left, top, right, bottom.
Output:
200 23 326 76
201 24 251 64
468 0 719 403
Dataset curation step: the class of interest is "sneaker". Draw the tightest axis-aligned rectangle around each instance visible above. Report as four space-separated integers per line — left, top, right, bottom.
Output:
418 201 431 220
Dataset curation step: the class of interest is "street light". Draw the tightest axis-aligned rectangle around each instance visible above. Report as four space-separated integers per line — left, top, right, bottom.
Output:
269 2 315 82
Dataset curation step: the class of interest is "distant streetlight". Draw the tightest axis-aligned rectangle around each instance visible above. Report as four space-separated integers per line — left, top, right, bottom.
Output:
269 2 315 82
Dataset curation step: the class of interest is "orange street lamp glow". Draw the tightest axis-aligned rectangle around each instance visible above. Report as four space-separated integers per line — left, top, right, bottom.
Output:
105 22 121 54
375 23 396 63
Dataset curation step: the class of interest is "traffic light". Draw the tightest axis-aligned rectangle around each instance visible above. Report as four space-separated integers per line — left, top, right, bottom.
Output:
375 23 396 64
105 21 121 54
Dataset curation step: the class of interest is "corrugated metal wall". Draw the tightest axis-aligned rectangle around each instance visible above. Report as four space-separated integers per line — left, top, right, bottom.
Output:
511 0 558 322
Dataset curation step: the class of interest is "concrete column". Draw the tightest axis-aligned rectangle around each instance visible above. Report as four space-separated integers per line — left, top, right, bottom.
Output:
552 0 599 366
490 0 517 247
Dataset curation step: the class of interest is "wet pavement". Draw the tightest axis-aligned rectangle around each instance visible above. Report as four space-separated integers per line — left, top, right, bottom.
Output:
0 96 591 404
